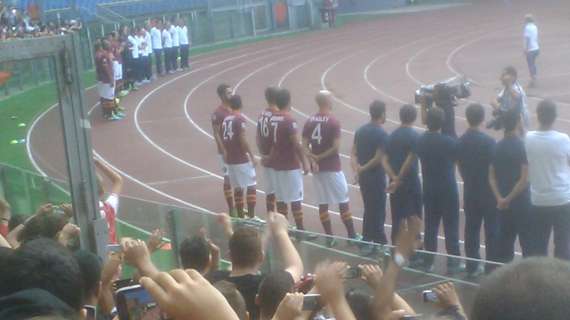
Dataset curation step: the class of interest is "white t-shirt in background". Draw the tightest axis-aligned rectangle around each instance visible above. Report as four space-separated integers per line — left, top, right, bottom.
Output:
170 25 180 47
162 28 172 48
150 27 162 50
128 35 139 59
525 130 570 206
179 25 189 45
524 22 539 52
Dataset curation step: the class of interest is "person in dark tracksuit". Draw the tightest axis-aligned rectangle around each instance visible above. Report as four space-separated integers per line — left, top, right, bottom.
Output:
416 108 462 274
385 105 422 245
489 110 532 263
352 100 390 250
456 104 498 276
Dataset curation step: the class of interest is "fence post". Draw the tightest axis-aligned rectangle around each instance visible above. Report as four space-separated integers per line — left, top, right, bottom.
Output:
251 7 256 37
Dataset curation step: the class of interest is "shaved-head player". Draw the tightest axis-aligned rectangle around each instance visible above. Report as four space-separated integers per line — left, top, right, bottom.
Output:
302 91 358 246
257 87 279 213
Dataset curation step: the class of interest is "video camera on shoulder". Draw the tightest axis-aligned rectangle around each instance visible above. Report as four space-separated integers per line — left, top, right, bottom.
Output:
415 76 471 109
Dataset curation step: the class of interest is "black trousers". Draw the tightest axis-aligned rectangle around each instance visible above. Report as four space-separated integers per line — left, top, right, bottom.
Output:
390 187 422 245
153 49 163 75
131 57 142 82
496 202 532 263
164 48 172 73
180 44 190 68
423 190 461 266
528 203 570 260
464 197 499 272
141 55 152 80
359 173 387 244
171 46 179 70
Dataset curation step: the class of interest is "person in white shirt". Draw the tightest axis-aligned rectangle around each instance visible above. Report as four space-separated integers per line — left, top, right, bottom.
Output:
150 19 164 76
144 26 153 80
169 20 180 71
524 14 539 87
162 21 174 74
178 19 190 69
525 99 570 260
138 27 151 83
127 28 142 86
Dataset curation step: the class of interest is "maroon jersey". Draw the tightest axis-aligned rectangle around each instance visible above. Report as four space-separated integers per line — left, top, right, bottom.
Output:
211 105 231 154
222 114 249 165
95 50 113 84
269 112 301 171
302 113 342 172
257 108 274 160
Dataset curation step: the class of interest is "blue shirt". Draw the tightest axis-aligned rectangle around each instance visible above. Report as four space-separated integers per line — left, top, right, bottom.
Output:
386 126 421 193
354 122 389 179
492 135 530 207
416 131 458 194
457 129 496 202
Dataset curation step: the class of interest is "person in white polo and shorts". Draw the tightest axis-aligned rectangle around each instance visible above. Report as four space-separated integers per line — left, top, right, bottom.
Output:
221 95 258 219
268 88 309 232
257 87 280 213
211 84 235 214
302 91 358 246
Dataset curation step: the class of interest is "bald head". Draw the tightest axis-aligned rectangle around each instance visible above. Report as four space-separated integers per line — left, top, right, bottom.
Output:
315 90 332 111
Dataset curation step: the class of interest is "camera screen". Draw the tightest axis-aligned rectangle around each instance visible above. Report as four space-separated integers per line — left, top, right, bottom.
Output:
116 285 168 320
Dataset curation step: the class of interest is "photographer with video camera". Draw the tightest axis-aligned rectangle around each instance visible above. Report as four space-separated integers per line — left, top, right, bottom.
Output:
417 77 471 138
488 66 529 134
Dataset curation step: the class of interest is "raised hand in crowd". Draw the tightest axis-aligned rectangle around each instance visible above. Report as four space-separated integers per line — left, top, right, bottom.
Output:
147 228 166 253
432 282 467 320
314 261 356 320
272 292 304 320
199 227 221 272
141 269 240 320
121 238 159 278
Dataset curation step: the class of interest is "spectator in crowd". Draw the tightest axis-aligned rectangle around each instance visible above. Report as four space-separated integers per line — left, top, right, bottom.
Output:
489 110 532 262
0 238 85 312
179 232 222 281
151 19 164 76
223 211 303 320
525 100 570 260
416 107 461 274
456 103 498 276
214 281 249 320
384 104 422 246
352 100 391 249
430 282 467 320
95 158 123 245
471 257 570 320
0 199 10 237
178 18 190 69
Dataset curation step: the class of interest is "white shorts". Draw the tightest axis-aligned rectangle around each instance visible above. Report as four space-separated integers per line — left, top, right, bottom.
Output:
313 171 349 205
228 162 256 189
97 82 115 100
274 169 304 203
218 154 229 176
263 166 277 194
113 61 123 81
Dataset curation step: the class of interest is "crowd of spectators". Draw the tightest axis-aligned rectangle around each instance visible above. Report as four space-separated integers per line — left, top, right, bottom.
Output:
1 191 570 320
0 2 82 41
